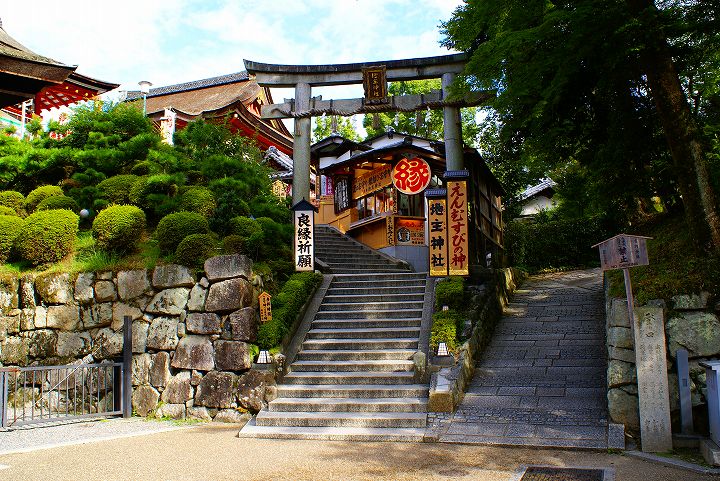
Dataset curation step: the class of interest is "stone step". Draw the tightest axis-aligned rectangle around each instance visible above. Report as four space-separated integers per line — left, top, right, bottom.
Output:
276 384 429 398
333 272 427 281
327 267 411 274
238 419 427 442
296 349 417 361
326 286 426 296
255 411 427 428
323 293 425 303
330 280 426 290
283 371 416 385
306 327 421 340
302 338 419 351
290 359 415 372
319 301 425 312
268 397 428 412
311 318 421 329
315 309 423 320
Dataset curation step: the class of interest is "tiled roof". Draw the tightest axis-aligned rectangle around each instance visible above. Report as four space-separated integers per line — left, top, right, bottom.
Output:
0 25 69 67
265 146 294 171
519 178 557 201
126 72 249 100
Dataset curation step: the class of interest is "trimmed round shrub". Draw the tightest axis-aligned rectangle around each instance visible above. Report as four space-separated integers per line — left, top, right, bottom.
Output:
178 187 216 218
155 211 210 254
25 185 64 213
222 234 245 255
175 233 216 268
229 216 263 257
97 174 138 204
92 205 146 253
15 209 79 265
130 161 161 176
0 191 24 214
0 215 24 262
0 206 19 217
36 195 80 213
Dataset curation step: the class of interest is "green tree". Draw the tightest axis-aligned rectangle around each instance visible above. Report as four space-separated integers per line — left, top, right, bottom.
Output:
362 80 481 145
442 0 720 249
312 115 362 142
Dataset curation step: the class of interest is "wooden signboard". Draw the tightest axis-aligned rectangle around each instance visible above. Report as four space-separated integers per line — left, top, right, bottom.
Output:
447 178 469 276
593 234 651 271
362 65 388 104
292 200 315 272
259 292 272 322
427 197 449 277
333 176 351 213
396 218 424 246
352 164 391 199
385 216 395 246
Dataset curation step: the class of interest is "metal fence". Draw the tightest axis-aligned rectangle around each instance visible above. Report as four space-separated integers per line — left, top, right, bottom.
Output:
0 362 125 428
0 316 133 429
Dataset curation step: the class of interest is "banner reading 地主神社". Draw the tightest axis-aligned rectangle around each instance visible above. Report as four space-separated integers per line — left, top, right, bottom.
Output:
446 172 469 276
426 192 448 277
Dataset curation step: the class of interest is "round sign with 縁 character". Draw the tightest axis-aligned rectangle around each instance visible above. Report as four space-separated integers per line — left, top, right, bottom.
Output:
392 157 431 195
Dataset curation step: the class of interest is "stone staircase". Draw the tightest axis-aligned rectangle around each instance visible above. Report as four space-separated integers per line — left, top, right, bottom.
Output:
239 225 430 441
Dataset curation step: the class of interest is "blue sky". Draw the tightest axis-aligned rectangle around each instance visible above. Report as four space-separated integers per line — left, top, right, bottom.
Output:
3 0 463 102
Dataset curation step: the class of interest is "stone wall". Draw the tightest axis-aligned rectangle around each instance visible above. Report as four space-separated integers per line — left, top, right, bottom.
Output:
606 285 720 437
428 268 524 413
0 254 277 423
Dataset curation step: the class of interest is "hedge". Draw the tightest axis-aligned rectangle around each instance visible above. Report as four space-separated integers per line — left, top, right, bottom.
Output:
36 195 80 213
0 191 24 214
175 233 217 268
504 216 610 271
155 211 210 254
92 204 146 253
15 209 79 265
429 310 464 355
257 272 323 349
0 215 24 262
25 185 64 213
435 276 465 311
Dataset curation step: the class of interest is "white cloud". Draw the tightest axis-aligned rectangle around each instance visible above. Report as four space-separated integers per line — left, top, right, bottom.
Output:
2 0 463 96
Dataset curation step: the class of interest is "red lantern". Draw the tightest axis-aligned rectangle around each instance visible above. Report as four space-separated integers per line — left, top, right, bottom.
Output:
392 157 431 195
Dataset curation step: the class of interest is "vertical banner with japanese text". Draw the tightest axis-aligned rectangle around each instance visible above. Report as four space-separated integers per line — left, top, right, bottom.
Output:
294 207 314 271
427 196 448 277
446 176 469 276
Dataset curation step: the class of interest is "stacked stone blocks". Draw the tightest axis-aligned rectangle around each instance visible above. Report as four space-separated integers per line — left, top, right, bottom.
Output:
0 254 276 423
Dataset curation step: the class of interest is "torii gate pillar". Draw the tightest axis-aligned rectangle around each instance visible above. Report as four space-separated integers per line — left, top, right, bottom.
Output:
442 72 464 171
293 82 312 205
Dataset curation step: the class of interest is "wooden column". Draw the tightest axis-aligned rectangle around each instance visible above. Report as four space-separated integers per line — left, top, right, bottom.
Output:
293 82 312 205
442 73 463 171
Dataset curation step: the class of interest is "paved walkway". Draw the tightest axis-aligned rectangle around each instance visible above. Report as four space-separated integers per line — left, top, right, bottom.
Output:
438 269 610 448
0 422 715 480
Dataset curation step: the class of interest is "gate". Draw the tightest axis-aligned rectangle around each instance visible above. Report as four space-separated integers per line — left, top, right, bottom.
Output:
0 316 132 428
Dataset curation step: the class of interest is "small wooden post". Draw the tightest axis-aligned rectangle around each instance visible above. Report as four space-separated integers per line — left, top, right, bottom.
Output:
122 315 132 418
677 349 694 434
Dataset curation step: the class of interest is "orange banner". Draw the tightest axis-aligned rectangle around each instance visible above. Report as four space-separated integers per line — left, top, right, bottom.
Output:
447 180 469 276
428 198 449 277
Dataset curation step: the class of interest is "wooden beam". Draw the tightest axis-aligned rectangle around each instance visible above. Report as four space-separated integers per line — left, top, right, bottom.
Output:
260 91 494 119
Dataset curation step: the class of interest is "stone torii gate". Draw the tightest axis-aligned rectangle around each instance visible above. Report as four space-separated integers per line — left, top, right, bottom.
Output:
243 53 492 205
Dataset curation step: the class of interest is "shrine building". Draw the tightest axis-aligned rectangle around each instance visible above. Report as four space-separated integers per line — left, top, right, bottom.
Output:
313 131 504 272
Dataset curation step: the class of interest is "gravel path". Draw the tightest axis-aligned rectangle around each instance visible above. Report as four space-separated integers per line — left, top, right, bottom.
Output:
0 422 714 480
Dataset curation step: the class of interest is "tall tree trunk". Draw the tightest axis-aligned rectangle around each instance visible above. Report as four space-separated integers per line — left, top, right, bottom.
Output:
627 0 720 252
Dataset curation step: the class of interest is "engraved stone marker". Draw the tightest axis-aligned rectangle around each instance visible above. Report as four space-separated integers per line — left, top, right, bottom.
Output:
634 306 673 452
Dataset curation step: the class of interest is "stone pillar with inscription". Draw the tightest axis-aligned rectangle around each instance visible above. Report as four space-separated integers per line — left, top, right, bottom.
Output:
633 305 673 452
